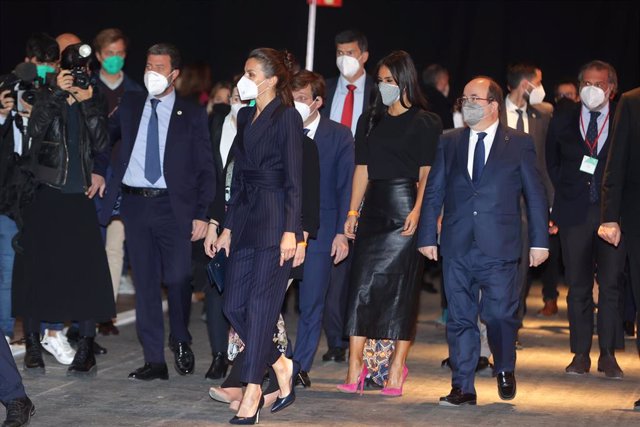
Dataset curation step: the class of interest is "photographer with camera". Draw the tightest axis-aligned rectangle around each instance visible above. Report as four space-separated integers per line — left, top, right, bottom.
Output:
0 32 60 356
12 42 115 377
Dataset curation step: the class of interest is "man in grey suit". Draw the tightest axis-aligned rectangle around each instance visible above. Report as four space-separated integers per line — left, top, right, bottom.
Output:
501 63 557 339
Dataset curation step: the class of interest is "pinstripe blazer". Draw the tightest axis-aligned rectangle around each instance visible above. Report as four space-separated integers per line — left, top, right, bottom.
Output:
224 97 304 248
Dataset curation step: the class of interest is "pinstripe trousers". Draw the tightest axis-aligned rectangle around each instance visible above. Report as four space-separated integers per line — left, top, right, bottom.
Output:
223 245 292 384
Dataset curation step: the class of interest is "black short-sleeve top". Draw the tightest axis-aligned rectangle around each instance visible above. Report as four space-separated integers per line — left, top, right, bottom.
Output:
354 106 442 180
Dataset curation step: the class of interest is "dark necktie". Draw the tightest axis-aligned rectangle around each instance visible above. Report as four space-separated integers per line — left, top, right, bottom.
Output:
341 84 357 129
303 128 310 136
586 111 601 203
515 109 524 132
472 132 487 183
145 98 162 184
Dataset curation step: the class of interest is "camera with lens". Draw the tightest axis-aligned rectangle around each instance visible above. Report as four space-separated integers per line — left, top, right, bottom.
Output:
0 62 41 113
60 43 92 90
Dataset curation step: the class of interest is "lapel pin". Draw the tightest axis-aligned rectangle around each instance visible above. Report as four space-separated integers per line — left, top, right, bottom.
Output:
177 110 183 116
505 134 510 142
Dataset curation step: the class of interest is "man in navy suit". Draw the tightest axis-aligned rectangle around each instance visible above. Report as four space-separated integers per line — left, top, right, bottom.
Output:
96 43 215 381
417 77 548 406
320 29 373 362
290 71 354 387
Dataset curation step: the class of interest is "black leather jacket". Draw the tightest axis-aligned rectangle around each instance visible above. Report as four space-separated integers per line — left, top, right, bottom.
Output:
26 87 108 189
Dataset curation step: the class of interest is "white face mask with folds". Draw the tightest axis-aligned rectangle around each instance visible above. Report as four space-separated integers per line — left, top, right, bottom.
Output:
580 85 609 110
526 82 546 105
144 70 173 96
336 55 361 79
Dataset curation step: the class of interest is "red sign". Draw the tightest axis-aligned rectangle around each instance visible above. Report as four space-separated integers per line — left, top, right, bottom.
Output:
308 0 342 7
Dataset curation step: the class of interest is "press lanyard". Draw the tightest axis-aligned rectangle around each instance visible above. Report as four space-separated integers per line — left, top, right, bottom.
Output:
579 111 610 156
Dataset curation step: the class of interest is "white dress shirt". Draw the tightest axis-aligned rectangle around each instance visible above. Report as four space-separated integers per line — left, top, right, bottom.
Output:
579 102 610 155
467 119 500 177
0 111 25 155
505 96 529 134
123 90 176 188
304 112 321 140
329 72 366 136
219 112 237 167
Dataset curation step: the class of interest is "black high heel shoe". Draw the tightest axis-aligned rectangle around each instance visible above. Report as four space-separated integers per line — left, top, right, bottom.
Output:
229 395 264 425
271 360 299 414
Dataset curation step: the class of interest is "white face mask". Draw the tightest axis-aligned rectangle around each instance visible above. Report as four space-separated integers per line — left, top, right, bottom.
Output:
293 99 318 123
378 82 401 107
236 75 269 101
527 83 546 105
230 103 244 118
580 85 608 110
336 55 361 79
144 70 172 96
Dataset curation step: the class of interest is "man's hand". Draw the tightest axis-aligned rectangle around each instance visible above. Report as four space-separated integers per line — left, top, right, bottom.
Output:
70 85 93 102
344 215 357 240
331 233 349 264
292 242 306 268
0 90 15 118
548 220 558 235
203 223 219 258
418 246 438 261
18 98 32 118
191 219 208 242
529 248 549 267
86 173 106 199
57 70 74 91
598 222 622 247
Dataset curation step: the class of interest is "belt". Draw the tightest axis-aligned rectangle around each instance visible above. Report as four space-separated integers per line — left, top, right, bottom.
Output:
121 184 168 198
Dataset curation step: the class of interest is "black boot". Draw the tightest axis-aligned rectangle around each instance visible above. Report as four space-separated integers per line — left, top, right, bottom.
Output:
66 327 107 355
3 396 35 427
23 333 44 373
205 352 229 380
67 336 97 377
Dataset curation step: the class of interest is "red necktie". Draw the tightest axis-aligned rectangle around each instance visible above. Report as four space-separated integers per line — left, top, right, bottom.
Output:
341 84 357 128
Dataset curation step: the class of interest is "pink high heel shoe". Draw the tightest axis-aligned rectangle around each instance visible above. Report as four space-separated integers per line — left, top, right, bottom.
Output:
336 365 368 395
380 365 409 397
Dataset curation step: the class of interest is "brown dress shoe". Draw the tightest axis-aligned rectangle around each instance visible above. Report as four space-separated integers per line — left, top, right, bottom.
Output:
597 351 623 379
565 353 590 375
537 299 558 317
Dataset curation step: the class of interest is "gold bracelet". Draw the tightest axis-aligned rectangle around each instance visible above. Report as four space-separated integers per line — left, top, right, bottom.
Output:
347 210 359 217
297 241 308 247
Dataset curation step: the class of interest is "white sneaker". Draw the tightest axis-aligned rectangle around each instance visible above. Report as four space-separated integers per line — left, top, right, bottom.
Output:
118 274 135 295
41 329 76 365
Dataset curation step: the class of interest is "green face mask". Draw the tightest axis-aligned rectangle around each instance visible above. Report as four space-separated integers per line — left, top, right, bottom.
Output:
36 64 55 82
102 55 125 74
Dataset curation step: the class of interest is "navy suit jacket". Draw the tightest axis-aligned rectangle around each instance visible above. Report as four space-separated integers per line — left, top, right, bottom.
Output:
224 97 304 248
97 90 215 233
309 116 354 252
321 74 376 122
546 101 616 227
417 124 549 260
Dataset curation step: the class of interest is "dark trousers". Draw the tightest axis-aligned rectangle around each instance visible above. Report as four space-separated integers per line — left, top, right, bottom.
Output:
24 318 95 337
322 246 353 350
121 194 192 364
223 246 291 384
294 249 333 372
443 243 519 395
541 234 562 302
204 284 229 355
625 234 640 351
559 205 626 354
516 215 531 326
0 327 25 405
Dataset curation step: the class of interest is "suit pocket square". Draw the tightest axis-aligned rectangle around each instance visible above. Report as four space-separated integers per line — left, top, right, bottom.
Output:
206 249 226 294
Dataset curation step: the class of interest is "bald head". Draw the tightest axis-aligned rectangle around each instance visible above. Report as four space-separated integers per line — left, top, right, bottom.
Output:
462 77 502 130
56 33 81 54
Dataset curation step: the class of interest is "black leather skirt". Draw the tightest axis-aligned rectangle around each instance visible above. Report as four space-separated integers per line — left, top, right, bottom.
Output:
345 179 422 341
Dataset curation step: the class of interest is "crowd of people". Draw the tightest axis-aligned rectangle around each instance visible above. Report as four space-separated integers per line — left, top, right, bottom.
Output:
0 25 639 426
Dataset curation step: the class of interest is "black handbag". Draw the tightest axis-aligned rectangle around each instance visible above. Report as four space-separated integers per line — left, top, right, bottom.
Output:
206 249 227 293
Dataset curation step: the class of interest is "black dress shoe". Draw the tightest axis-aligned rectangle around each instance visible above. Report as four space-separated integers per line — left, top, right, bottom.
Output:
438 387 477 406
23 333 44 373
2 396 35 427
173 341 195 375
230 395 264 425
597 350 623 379
205 352 229 380
634 398 640 411
128 363 169 381
295 370 311 388
67 337 97 377
322 347 346 362
565 353 591 375
98 321 119 336
496 371 516 400
93 341 108 355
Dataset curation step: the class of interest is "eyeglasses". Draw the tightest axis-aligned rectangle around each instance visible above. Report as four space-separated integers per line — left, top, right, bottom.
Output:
456 96 494 105
581 81 609 90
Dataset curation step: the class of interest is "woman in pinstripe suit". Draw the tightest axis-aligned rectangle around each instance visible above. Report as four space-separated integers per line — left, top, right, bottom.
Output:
214 48 303 424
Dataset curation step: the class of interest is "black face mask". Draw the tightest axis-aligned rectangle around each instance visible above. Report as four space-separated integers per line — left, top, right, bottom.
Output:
212 102 231 117
555 96 578 111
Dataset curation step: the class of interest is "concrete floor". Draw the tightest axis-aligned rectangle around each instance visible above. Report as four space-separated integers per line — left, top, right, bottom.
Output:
13 281 640 426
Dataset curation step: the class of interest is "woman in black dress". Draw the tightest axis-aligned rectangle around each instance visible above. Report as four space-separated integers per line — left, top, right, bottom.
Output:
339 51 442 396
13 44 115 376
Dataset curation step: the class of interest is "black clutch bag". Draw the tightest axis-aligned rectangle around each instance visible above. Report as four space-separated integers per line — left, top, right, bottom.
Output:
206 249 226 294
